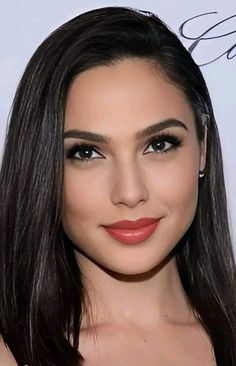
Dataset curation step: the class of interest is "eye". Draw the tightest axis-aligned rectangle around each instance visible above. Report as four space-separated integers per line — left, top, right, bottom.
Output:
144 133 182 155
65 143 103 162
65 133 183 163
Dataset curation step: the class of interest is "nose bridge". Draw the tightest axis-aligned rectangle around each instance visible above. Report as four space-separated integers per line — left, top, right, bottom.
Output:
111 154 149 207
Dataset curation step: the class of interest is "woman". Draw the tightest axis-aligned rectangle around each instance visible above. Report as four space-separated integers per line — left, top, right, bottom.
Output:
0 6 235 366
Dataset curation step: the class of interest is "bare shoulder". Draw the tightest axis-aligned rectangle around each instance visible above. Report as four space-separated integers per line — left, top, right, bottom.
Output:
0 337 17 366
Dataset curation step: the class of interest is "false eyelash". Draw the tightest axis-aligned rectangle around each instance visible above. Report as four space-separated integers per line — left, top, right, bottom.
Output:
65 132 183 162
65 143 100 160
146 132 183 154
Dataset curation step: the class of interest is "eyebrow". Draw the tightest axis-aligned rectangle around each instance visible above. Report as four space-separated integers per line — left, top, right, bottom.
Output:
63 118 188 143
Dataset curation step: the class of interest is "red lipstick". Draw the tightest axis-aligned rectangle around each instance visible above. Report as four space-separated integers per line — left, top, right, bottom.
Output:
103 218 160 244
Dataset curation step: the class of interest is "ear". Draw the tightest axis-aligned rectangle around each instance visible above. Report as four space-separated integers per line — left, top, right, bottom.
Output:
199 128 207 172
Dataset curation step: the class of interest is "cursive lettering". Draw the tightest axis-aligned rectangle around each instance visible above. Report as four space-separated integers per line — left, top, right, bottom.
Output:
179 12 236 66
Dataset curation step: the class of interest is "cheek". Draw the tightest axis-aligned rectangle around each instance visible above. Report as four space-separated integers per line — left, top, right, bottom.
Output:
167 166 199 219
62 166 106 225
149 144 200 221
158 145 199 220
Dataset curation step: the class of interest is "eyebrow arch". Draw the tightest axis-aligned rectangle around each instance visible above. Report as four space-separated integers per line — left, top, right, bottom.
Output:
63 118 188 143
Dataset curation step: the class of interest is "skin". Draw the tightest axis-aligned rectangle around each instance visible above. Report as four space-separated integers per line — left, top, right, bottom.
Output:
0 58 213 365
0 339 17 366
62 58 215 365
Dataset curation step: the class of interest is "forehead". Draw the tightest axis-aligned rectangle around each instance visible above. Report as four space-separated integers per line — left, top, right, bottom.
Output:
64 58 196 136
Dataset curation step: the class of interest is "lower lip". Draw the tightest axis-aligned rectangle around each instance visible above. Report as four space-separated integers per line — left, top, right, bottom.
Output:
103 221 160 244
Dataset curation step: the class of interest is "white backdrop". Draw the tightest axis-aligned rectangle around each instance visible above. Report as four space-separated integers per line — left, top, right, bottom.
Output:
0 0 235 248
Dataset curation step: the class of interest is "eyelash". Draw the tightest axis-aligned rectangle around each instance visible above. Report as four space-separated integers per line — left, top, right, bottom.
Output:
65 132 183 163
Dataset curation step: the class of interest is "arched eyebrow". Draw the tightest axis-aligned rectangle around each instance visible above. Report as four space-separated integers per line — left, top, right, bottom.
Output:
63 118 188 143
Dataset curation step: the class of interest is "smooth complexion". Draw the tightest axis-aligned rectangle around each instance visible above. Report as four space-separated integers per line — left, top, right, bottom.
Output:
62 58 215 365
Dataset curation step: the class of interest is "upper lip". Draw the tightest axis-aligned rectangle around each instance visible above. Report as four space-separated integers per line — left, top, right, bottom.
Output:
104 217 160 229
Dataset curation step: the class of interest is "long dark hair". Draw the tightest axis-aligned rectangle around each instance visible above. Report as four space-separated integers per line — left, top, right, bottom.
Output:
0 6 235 366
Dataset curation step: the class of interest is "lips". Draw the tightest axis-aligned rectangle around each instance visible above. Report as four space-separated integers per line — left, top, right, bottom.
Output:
103 218 160 244
105 218 159 229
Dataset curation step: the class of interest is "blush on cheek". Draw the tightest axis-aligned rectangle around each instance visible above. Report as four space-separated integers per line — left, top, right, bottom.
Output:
159 157 199 218
176 177 199 231
62 177 104 231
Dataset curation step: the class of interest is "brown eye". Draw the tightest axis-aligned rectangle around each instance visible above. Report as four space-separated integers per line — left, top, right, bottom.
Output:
148 140 172 153
66 144 103 162
144 133 182 155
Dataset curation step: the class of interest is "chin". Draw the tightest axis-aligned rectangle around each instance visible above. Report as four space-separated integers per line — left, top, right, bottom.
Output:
99 252 174 278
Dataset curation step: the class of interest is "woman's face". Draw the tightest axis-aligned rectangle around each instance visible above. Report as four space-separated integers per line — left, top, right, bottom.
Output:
63 58 206 275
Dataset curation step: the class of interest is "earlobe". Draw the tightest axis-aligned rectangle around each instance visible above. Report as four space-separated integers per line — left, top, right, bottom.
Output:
200 128 207 172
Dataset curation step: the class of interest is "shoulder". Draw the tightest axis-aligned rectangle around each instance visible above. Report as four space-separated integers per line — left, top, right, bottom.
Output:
0 338 17 366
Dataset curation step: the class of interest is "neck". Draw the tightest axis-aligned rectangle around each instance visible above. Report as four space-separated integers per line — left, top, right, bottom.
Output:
76 252 195 331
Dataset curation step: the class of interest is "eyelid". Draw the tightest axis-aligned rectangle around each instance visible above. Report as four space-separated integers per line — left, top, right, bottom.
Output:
65 132 183 161
144 132 182 149
65 143 104 159
66 132 181 149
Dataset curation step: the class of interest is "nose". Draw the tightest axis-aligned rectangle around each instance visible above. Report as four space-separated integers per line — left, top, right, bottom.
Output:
111 158 149 208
